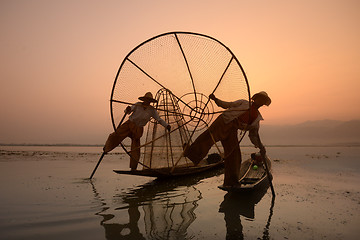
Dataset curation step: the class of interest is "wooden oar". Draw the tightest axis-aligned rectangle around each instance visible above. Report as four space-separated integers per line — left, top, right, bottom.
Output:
89 112 128 179
89 152 106 179
262 154 275 198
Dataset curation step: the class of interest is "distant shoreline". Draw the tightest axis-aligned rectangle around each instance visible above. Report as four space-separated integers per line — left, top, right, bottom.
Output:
1 143 359 147
0 143 103 147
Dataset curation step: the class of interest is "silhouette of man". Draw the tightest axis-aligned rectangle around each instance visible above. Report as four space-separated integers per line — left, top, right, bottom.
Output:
103 92 171 170
184 91 271 188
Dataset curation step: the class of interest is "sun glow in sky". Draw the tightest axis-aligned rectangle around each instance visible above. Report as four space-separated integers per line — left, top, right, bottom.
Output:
1 0 359 144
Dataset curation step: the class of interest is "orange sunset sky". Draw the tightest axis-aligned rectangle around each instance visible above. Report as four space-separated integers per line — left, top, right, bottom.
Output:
1 0 359 144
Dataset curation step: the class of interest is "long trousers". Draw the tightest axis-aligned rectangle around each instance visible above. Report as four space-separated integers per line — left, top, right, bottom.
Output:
184 115 242 186
103 120 144 170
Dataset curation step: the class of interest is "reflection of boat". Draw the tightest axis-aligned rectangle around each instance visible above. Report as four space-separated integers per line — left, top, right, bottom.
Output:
219 184 275 239
93 166 223 239
219 184 269 219
219 154 272 191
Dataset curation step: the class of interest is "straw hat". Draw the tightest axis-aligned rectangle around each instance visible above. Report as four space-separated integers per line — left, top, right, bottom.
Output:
251 91 271 106
138 92 158 103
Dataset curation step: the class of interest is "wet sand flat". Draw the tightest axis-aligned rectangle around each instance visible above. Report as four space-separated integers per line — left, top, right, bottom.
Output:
0 146 359 239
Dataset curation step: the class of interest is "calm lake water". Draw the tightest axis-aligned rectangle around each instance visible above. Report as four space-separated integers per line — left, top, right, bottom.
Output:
0 145 359 239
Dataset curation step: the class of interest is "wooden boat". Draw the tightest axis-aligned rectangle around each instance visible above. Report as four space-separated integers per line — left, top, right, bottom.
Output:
218 154 272 192
114 153 224 178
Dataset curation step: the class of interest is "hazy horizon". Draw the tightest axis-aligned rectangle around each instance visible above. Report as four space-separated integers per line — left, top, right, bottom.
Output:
1 0 359 144
1 118 359 146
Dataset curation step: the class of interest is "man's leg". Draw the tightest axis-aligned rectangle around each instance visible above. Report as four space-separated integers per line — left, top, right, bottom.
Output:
184 129 215 165
103 120 131 153
184 115 228 165
221 130 241 186
129 123 144 170
130 137 141 170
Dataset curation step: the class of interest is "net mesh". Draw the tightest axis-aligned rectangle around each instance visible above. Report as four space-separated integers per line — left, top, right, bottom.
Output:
110 32 249 170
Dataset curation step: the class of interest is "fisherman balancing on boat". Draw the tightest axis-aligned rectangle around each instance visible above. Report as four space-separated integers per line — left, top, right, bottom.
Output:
103 92 171 170
183 91 271 189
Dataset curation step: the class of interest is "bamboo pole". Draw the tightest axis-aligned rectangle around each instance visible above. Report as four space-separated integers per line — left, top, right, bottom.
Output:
89 112 128 179
262 154 275 198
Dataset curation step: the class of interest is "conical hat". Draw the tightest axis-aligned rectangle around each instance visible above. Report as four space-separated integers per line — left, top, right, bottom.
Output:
251 91 271 106
138 92 158 103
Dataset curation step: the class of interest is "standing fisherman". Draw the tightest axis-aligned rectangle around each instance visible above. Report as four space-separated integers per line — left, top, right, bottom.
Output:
104 92 171 170
184 91 271 189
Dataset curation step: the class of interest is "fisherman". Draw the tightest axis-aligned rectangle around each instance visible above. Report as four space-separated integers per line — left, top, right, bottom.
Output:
103 92 171 170
184 91 271 188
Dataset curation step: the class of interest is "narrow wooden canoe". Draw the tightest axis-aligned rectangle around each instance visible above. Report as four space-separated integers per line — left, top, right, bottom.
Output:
218 156 272 192
113 154 224 178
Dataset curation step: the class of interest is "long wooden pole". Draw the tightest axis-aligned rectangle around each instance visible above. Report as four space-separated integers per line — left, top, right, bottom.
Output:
89 152 106 179
89 112 128 179
262 154 275 198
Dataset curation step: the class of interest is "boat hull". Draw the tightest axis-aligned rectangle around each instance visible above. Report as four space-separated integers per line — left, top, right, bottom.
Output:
114 160 224 178
218 157 272 192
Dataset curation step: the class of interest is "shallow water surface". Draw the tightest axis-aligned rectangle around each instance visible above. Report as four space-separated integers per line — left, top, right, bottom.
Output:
0 146 359 239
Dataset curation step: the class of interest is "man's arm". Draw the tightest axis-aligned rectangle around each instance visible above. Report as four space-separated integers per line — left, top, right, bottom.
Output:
248 125 266 156
124 103 137 114
151 108 170 129
209 93 245 109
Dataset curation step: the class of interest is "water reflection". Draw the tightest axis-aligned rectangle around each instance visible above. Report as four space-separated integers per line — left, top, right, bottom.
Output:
219 182 275 240
262 196 275 240
92 168 223 239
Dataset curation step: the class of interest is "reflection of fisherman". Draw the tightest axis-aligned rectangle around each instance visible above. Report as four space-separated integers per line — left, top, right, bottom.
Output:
220 193 245 240
92 181 146 240
184 91 271 188
99 203 145 240
219 183 274 240
219 188 269 240
103 92 171 170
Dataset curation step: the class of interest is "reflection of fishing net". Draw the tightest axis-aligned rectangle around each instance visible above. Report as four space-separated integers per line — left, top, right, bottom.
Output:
110 32 250 169
142 185 200 239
